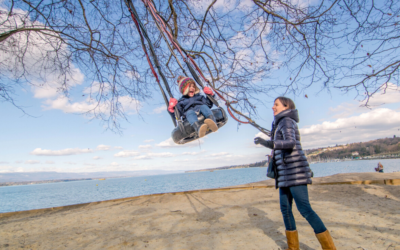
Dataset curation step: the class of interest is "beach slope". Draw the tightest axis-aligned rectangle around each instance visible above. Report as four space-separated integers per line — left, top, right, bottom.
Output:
1 172 400 249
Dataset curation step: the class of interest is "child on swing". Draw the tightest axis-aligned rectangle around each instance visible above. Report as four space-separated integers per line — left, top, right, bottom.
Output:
168 76 218 138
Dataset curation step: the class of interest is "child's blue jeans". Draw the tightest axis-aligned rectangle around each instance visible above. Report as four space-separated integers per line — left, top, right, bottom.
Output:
279 184 327 234
185 105 212 125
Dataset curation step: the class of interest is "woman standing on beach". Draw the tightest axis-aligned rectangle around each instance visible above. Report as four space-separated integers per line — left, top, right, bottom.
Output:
254 97 336 250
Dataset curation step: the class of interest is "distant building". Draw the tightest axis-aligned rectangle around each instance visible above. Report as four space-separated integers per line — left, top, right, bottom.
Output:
352 151 359 156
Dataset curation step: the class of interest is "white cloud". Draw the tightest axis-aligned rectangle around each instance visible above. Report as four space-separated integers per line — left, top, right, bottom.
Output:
0 10 142 119
328 102 367 119
182 150 206 155
84 163 97 167
31 148 93 156
209 152 230 157
0 162 142 173
149 152 176 158
43 96 93 113
365 83 400 106
114 146 123 149
125 70 141 80
329 83 400 119
0 161 9 164
41 88 141 117
114 150 140 158
25 160 40 164
134 152 177 160
139 144 152 149
0 7 100 118
173 152 248 165
1 7 84 94
15 161 22 164
156 138 204 148
32 66 84 99
96 144 111 151
144 139 154 143
300 108 400 149
82 81 108 95
0 166 24 173
153 105 166 114
90 162 138 172
134 155 152 160
173 158 193 163
93 156 103 160
45 161 55 164
118 96 142 115
64 162 77 165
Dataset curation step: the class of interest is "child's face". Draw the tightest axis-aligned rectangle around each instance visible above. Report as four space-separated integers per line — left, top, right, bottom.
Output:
188 83 196 97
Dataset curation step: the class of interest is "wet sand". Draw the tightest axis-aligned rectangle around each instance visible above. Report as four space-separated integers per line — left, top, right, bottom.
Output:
1 172 400 250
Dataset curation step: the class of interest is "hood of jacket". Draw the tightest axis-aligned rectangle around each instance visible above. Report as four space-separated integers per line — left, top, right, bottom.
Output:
274 109 299 125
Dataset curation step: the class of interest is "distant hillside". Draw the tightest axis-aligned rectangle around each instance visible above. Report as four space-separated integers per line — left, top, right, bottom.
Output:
186 160 268 173
305 136 400 161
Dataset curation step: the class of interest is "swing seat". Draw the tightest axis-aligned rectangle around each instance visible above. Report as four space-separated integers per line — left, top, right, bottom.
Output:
171 107 228 144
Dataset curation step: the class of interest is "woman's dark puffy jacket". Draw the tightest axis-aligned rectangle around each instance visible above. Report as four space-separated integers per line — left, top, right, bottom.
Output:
272 109 312 188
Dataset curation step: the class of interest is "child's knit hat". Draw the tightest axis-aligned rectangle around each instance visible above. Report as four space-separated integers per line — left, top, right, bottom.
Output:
177 76 200 96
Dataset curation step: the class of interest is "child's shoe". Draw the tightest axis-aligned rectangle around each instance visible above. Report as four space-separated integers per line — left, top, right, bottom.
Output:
204 115 218 132
192 121 208 138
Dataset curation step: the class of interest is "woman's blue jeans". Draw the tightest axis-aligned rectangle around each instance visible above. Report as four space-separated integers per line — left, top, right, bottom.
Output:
185 105 212 125
279 185 327 234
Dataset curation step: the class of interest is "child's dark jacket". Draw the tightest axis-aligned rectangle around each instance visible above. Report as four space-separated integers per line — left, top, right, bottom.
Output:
170 93 214 117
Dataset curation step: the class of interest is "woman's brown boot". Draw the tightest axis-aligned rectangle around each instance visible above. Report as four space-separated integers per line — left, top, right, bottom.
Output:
316 230 336 250
285 230 300 250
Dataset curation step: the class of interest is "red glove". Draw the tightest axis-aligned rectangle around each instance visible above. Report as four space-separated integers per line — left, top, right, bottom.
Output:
168 98 178 113
203 87 213 95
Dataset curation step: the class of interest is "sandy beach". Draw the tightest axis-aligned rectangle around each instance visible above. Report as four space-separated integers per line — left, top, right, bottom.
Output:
1 172 400 250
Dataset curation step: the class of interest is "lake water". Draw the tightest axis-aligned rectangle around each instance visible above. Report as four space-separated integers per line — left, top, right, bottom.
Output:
1 159 399 213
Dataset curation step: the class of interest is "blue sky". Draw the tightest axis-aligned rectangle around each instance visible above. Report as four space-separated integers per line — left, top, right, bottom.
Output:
1 0 400 174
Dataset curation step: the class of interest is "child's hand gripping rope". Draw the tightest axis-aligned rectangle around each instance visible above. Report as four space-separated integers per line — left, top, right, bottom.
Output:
168 98 178 113
203 87 213 95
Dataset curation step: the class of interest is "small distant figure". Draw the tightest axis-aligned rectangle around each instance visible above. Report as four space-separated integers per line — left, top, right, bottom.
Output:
375 162 384 173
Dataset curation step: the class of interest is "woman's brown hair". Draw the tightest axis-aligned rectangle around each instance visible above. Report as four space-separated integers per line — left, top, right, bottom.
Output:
275 96 296 109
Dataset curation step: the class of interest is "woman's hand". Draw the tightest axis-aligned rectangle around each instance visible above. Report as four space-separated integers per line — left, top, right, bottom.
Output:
254 137 274 149
203 87 213 95
254 137 264 145
168 98 178 113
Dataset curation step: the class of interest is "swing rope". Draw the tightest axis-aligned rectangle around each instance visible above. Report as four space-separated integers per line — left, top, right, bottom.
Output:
125 0 181 127
141 0 271 136
142 0 219 108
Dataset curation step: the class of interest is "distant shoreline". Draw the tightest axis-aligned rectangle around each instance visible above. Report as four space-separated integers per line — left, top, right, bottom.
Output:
185 160 268 173
0 176 133 187
0 178 98 187
186 156 400 173
185 166 266 173
309 154 400 164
